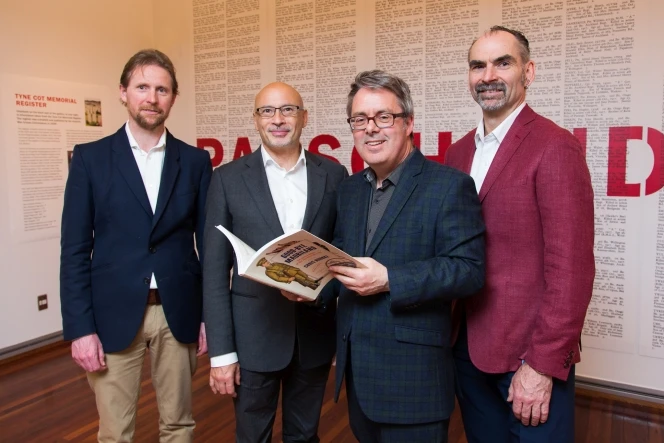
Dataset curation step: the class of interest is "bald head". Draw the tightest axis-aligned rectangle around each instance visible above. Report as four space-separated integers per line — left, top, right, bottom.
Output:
255 82 304 109
253 82 308 155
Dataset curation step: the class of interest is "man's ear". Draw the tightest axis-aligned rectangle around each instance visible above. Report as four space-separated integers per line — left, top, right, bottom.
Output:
302 109 309 128
404 115 415 136
119 84 127 106
524 60 536 88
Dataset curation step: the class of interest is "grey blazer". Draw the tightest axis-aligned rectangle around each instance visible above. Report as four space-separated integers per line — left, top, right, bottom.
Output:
202 147 348 371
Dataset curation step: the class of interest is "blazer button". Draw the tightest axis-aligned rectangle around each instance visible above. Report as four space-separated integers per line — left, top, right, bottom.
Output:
144 277 150 284
149 246 156 253
342 334 347 342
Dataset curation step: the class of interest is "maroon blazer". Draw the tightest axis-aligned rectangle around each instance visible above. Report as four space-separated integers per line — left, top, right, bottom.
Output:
445 105 595 381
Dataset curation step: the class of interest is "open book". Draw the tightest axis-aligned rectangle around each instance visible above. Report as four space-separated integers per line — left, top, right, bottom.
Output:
216 225 363 300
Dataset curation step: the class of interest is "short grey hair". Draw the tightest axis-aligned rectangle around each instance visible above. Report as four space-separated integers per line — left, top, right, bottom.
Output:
346 70 414 118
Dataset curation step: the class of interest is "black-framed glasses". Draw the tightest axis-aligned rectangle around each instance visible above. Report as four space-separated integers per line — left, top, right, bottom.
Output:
347 112 408 130
255 105 302 118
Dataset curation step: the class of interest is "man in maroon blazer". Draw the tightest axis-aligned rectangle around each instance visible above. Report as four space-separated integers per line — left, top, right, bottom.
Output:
445 26 595 443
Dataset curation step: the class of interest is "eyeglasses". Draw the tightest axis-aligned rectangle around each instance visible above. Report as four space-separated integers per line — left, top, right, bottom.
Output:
255 105 302 118
347 112 408 130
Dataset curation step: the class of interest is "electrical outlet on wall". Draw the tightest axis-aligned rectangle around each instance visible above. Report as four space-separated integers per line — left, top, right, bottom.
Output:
37 294 48 311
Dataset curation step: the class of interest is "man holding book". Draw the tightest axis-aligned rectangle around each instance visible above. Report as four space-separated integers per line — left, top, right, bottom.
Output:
202 82 348 443
328 70 485 442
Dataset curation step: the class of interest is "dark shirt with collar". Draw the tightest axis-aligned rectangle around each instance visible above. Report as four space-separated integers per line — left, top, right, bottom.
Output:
363 150 415 250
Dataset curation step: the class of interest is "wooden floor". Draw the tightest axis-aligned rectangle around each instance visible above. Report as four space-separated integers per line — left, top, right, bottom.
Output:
1 341 663 442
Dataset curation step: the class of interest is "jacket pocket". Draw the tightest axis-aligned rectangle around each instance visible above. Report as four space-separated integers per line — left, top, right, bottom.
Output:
394 325 443 347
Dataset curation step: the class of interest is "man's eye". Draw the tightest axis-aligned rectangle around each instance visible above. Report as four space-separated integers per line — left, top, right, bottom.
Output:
282 106 295 113
377 114 391 122
353 117 366 124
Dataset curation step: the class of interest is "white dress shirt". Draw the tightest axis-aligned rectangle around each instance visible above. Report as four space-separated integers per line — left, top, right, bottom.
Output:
470 102 526 193
210 145 308 368
125 122 166 289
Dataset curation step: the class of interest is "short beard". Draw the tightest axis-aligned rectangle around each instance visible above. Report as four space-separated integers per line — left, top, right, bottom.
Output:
473 70 527 112
133 110 167 131
474 82 507 112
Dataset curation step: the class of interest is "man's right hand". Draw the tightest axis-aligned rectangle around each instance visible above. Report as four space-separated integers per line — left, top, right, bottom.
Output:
209 363 241 397
71 334 106 372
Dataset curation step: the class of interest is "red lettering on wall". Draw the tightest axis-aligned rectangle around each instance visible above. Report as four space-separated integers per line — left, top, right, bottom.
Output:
197 138 223 168
308 134 342 164
645 128 664 196
608 127 641 197
424 132 452 164
233 137 253 160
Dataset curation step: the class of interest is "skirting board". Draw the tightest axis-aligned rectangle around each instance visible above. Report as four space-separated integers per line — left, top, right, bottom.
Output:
1 335 663 407
576 376 664 405
0 331 64 361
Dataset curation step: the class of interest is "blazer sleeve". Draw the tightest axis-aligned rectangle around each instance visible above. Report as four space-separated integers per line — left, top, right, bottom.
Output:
60 146 96 341
526 133 595 380
202 169 236 358
388 172 486 310
195 152 213 263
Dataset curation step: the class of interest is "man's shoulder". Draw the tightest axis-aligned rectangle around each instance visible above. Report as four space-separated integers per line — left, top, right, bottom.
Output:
523 110 581 150
75 127 124 153
214 149 258 174
305 150 348 176
167 133 210 162
449 129 476 150
421 156 473 184
340 168 366 186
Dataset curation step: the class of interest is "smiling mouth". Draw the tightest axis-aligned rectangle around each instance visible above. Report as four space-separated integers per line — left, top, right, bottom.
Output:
365 140 385 148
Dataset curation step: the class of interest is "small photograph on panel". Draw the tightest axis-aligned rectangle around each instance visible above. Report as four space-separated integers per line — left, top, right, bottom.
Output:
84 99 102 127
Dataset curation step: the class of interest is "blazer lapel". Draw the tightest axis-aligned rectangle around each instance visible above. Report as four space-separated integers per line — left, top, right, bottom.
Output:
460 133 476 174
112 127 152 217
348 175 371 257
152 130 180 228
365 150 422 257
301 151 327 232
478 105 536 202
241 148 284 238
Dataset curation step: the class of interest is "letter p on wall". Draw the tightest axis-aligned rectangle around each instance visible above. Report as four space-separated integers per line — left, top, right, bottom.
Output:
608 126 664 197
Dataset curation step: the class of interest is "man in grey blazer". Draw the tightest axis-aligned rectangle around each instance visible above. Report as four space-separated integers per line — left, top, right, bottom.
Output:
202 82 348 443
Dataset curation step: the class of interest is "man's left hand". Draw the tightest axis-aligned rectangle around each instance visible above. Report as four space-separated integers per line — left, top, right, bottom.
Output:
329 257 388 296
197 322 208 356
507 362 553 426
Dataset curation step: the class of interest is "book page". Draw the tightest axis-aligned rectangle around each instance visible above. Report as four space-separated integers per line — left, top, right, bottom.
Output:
215 225 257 272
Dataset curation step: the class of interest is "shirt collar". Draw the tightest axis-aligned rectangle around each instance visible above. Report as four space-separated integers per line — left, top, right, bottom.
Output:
363 149 414 189
260 144 307 171
474 102 526 145
125 121 167 151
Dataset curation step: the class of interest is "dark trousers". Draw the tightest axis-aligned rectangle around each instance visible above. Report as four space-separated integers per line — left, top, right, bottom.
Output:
345 343 449 443
453 323 576 443
233 341 331 443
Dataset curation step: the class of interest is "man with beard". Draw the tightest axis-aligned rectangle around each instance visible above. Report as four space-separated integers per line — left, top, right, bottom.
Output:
203 82 347 442
445 26 595 443
60 49 211 442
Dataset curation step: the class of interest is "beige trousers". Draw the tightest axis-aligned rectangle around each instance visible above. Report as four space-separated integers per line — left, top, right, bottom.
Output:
87 305 197 443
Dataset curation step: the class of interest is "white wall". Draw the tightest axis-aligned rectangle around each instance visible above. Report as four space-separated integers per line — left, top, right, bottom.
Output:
0 0 155 349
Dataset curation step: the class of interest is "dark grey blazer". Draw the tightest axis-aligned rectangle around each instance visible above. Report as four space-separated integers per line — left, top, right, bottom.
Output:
202 147 348 371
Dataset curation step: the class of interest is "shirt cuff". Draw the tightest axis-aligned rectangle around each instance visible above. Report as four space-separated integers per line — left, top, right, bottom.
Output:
210 352 238 367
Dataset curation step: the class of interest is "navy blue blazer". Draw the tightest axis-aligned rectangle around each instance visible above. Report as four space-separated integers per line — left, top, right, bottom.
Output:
332 149 485 424
60 126 212 353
